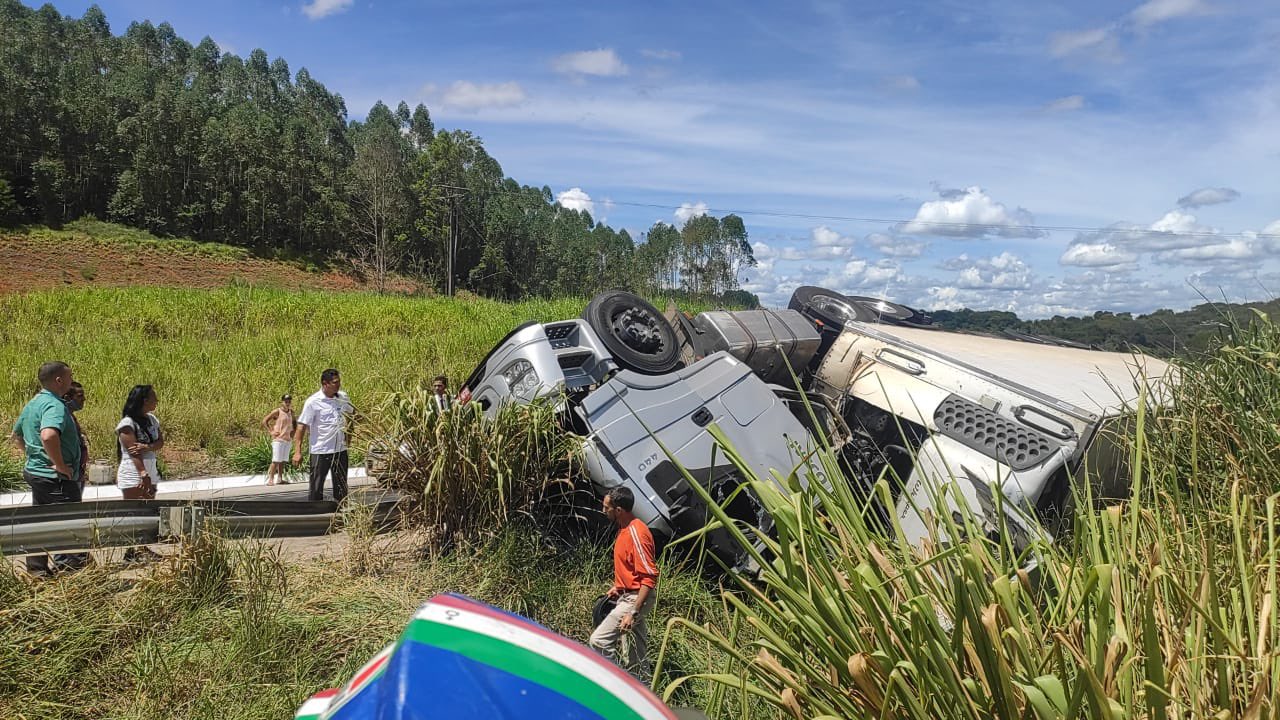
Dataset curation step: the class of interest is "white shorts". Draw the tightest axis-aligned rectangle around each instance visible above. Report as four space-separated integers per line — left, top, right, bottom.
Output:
271 440 291 463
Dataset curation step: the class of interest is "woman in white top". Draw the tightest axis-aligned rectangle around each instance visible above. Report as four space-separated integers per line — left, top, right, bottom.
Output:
116 384 164 500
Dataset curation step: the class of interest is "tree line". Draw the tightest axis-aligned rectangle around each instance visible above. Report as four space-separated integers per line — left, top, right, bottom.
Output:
0 1 756 299
930 300 1279 356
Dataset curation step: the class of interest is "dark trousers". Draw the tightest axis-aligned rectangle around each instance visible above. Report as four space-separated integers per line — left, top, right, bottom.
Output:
308 450 349 502
24 470 87 573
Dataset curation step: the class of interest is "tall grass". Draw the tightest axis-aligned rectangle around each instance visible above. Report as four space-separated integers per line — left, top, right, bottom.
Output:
0 525 729 719
659 313 1280 718
358 390 582 549
0 287 584 474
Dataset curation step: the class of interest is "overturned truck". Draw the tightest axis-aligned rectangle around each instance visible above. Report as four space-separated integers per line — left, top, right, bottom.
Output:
460 287 1172 563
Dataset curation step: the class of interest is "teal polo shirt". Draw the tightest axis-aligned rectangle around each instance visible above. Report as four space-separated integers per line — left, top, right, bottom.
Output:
12 389 82 480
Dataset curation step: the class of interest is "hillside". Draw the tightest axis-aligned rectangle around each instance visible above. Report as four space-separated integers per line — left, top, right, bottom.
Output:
0 219 420 295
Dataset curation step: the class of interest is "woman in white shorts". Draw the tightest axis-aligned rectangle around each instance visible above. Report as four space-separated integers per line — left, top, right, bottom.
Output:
261 394 294 485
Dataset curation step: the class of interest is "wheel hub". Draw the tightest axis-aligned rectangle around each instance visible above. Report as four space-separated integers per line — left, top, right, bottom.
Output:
611 308 665 353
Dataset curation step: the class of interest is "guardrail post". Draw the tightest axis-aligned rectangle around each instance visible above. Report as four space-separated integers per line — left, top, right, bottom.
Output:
159 506 206 540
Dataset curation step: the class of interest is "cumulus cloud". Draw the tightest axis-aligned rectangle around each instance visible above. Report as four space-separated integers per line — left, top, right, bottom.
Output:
552 49 629 78
1059 242 1140 268
1068 211 1218 254
674 201 709 225
556 187 594 216
1131 0 1211 28
640 49 681 60
301 0 352 19
1044 94 1086 112
1154 238 1256 263
435 81 527 111
897 186 1045 239
1177 186 1240 208
945 252 1034 290
1263 220 1280 237
841 258 902 287
865 232 927 258
811 226 855 248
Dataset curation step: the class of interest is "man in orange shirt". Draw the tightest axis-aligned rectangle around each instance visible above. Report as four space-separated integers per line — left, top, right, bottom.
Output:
589 486 659 673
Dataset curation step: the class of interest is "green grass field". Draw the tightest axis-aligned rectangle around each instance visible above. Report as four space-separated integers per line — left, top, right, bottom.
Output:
1 287 587 476
5 283 1279 718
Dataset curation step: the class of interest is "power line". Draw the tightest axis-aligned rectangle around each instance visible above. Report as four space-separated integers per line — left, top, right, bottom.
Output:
3 137 1273 241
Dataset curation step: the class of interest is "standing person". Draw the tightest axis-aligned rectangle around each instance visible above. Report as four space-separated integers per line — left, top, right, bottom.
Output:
115 385 163 500
588 487 660 675
261 394 294 486
293 368 354 503
430 375 452 412
9 361 83 576
62 381 89 490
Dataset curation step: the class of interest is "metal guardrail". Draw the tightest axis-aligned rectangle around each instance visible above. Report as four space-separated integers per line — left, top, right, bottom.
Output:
0 497 402 555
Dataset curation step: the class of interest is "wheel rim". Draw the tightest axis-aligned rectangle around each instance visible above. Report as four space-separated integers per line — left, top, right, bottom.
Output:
811 293 861 323
610 307 666 355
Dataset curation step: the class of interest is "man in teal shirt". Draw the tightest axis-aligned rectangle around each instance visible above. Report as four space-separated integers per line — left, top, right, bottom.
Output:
9 360 84 575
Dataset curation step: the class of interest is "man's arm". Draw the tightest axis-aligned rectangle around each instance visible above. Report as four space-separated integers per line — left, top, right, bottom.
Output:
39 427 72 478
261 408 278 431
292 422 309 464
9 430 22 452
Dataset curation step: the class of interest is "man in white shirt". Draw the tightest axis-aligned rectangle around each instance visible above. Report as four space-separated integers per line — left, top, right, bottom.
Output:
431 374 452 413
293 368 355 502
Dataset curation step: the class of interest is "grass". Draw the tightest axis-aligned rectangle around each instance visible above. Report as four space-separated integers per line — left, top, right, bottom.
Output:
17 218 252 261
0 526 730 720
656 311 1280 718
359 391 582 550
0 287 586 476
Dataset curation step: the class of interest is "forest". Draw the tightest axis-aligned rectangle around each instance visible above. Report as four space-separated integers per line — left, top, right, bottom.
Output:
0 1 756 299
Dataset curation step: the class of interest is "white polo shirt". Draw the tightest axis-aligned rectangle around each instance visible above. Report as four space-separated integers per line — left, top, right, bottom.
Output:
297 390 354 455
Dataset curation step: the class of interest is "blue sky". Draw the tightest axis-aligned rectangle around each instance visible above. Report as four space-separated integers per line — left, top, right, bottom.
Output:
35 0 1280 316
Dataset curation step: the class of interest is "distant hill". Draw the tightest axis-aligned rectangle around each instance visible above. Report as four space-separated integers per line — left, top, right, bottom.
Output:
929 301 1277 356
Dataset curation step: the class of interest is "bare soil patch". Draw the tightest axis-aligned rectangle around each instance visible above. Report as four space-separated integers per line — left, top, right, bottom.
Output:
0 234 422 295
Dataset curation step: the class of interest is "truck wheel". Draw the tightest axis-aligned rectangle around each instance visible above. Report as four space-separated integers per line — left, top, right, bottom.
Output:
789 286 874 331
847 296 926 326
583 291 681 374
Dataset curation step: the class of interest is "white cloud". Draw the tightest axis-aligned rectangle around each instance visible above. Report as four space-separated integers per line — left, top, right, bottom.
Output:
865 233 926 258
674 201 709 225
1059 242 1140 268
1044 94 1086 112
947 251 1033 290
811 225 854 247
556 187 594 216
640 49 681 61
1149 209 1211 235
1131 0 1211 28
1049 27 1113 57
1177 187 1240 208
433 81 527 112
1263 220 1280 237
301 0 352 20
898 186 1045 239
552 49 629 78
1154 238 1255 263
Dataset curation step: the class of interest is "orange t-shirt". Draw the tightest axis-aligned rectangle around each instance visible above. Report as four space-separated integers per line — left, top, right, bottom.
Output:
613 518 659 591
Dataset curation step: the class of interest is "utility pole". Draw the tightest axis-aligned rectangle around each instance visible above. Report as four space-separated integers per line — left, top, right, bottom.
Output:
439 184 467 297
446 195 456 296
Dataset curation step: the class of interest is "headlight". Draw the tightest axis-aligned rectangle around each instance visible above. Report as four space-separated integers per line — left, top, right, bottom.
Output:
502 360 539 395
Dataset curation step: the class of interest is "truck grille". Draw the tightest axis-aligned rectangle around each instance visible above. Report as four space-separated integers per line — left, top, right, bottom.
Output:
933 395 1058 470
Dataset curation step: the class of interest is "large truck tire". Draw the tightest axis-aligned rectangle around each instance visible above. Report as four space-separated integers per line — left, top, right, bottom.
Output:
583 290 681 375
